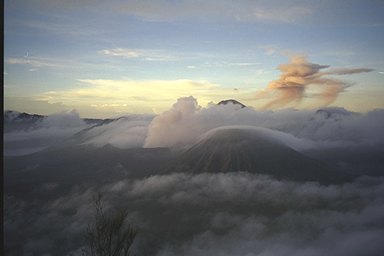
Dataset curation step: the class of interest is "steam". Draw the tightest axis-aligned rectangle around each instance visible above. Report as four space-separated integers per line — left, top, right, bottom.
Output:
261 55 373 109
5 98 384 154
144 97 203 148
4 104 384 256
144 97 384 149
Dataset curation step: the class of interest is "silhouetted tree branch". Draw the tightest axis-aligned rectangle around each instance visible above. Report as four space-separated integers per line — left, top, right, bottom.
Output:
83 194 138 256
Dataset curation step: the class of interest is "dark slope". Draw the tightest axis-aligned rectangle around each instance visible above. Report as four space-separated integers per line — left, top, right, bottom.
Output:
166 127 354 184
4 144 172 199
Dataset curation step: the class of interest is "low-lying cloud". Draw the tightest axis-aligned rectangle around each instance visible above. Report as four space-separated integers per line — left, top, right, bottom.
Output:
103 173 384 256
144 96 384 150
4 103 384 255
78 115 153 149
5 97 384 155
4 110 90 156
5 173 384 255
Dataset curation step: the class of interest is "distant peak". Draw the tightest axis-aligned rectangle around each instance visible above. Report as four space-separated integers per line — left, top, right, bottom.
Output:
217 99 246 108
4 110 45 122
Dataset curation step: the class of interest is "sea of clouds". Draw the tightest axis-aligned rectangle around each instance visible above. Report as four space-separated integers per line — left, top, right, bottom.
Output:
4 96 384 156
4 97 384 255
5 172 384 255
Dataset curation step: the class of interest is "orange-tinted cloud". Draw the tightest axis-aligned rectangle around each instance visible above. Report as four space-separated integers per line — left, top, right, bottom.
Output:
261 55 373 109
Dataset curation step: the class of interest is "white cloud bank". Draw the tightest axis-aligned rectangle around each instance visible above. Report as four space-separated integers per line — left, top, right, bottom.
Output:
5 96 384 155
4 110 90 156
7 172 383 255
144 96 384 151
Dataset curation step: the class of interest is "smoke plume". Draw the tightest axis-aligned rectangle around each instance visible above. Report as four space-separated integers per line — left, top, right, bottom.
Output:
262 55 373 109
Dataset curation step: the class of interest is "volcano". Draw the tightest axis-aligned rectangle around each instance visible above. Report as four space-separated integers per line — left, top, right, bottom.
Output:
217 99 246 108
167 126 353 184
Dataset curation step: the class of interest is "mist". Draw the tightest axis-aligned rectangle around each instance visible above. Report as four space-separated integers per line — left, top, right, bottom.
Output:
144 97 384 152
4 98 384 255
5 173 384 255
73 115 153 149
4 110 90 156
3 110 155 155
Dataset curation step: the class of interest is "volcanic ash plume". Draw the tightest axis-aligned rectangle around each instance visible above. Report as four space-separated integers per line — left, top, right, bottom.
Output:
262 55 373 109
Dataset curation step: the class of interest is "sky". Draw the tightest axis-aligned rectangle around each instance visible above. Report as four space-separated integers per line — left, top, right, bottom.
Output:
4 0 384 118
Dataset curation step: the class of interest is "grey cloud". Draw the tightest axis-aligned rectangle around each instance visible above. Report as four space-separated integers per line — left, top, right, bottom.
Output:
327 67 374 75
117 173 383 256
5 167 384 255
85 174 384 255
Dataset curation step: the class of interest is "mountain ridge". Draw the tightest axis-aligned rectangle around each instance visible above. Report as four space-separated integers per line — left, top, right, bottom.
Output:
165 126 354 184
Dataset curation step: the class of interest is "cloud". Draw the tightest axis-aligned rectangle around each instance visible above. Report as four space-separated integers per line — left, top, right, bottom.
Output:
259 55 374 109
3 109 153 154
7 0 312 24
253 5 312 23
24 19 102 37
6 0 106 10
4 102 384 255
8 96 383 154
4 110 90 156
109 173 384 256
6 172 384 255
117 0 312 23
326 68 374 75
77 115 153 149
5 55 102 73
144 96 204 148
3 96 109 118
144 97 294 149
201 61 261 68
35 79 252 114
5 57 61 68
143 97 384 150
99 48 178 61
5 96 384 171
41 109 87 128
